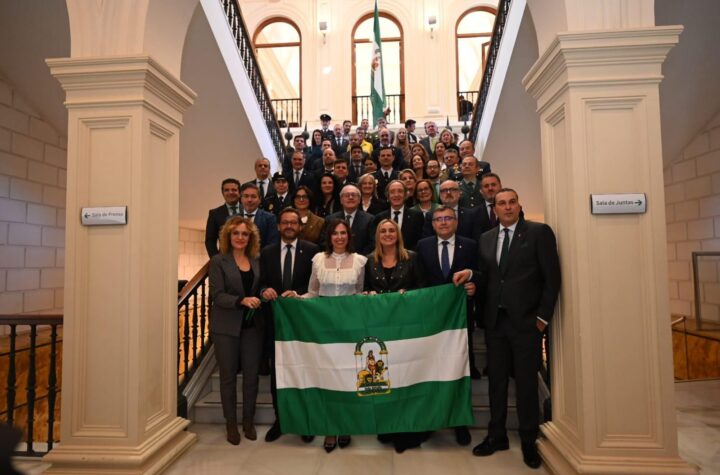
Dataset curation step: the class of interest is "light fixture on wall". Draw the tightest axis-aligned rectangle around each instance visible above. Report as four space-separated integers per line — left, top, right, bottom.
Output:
319 21 328 44
427 15 437 39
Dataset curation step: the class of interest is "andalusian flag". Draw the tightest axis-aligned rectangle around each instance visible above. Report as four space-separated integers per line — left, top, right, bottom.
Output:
274 284 473 435
370 0 386 127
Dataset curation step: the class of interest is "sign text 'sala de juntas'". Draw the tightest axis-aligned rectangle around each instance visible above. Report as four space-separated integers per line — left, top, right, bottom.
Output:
590 193 647 215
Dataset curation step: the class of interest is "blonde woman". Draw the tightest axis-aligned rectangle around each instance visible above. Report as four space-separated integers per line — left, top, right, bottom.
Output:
209 216 263 445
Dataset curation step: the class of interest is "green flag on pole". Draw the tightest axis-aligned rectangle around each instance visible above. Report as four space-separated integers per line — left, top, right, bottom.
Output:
370 0 386 127
273 284 474 435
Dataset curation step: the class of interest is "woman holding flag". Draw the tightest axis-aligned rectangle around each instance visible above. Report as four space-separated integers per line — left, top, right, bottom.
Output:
302 219 367 452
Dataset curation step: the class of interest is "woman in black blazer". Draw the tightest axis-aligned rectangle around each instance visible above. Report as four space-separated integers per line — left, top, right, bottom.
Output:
358 173 389 216
208 216 263 445
364 219 426 452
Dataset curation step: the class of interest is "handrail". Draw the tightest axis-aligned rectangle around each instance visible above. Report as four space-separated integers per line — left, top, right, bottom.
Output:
220 0 286 163
179 261 210 305
671 315 687 327
0 314 63 325
469 0 511 143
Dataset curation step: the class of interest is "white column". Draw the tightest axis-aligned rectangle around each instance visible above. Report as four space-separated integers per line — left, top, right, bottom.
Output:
523 27 698 475
43 56 197 474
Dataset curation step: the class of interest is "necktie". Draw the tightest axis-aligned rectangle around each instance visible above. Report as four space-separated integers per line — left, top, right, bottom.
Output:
355 166 360 177
499 228 510 272
489 204 497 227
282 244 293 291
384 171 389 179
258 180 265 198
246 213 254 219
230 206 237 216
441 241 450 279
295 171 300 185
346 214 352 227
393 210 400 223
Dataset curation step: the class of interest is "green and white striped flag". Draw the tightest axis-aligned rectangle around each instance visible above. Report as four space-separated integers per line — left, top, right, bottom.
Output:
370 0 386 127
274 284 473 435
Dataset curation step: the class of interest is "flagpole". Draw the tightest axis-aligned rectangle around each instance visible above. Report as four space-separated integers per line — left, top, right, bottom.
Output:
370 0 386 127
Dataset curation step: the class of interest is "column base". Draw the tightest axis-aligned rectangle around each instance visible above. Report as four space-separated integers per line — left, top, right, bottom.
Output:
42 417 196 475
539 423 699 475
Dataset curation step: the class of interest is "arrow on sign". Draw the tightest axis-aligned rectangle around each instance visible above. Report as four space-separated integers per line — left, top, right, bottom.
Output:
635 200 642 205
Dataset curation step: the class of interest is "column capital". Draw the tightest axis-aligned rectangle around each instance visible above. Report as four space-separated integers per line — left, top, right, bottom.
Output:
523 26 683 111
47 55 196 127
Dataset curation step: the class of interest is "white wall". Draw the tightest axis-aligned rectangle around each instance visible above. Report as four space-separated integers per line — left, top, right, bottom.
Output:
240 0 499 126
664 109 720 322
0 73 66 315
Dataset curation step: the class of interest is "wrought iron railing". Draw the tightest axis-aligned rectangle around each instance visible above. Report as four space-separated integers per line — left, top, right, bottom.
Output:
0 314 62 456
271 98 302 128
177 262 212 417
352 94 405 126
469 0 511 142
220 0 286 161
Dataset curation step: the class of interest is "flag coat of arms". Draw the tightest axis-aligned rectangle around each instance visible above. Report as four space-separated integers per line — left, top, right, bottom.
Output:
273 284 474 435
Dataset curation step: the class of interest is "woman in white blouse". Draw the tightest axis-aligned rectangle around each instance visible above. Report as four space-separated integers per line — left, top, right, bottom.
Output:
301 218 367 452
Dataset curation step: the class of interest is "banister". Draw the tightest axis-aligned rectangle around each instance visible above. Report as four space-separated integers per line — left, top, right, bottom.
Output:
179 261 210 306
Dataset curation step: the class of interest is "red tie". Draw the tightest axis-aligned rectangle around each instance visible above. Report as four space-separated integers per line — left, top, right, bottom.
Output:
489 204 497 227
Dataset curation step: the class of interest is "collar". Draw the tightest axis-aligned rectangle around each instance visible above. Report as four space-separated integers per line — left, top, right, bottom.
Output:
344 209 358 219
501 220 519 234
282 238 298 249
438 234 456 246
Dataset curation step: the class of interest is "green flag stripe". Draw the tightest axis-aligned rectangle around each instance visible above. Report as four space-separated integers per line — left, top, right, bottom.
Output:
276 328 468 391
273 284 467 344
278 379 473 435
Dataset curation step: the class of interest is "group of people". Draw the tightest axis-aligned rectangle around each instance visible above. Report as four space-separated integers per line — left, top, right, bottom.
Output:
204 116 561 469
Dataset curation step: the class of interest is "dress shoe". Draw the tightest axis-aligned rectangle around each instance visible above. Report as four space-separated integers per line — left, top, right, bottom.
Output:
522 442 542 469
472 435 509 456
242 419 257 441
265 420 282 442
337 435 351 448
226 422 240 445
454 426 472 446
377 433 393 444
301 435 315 443
323 436 337 453
470 366 483 380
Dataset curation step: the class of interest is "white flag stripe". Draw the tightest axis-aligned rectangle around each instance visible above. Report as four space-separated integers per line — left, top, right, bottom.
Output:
276 329 469 391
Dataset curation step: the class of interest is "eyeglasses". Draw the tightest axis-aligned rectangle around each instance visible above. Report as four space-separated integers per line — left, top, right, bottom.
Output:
439 188 459 194
279 220 300 226
342 193 360 198
432 216 456 223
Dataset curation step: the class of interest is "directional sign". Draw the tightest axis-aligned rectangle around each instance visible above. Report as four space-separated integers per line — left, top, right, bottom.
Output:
80 207 128 226
590 194 646 215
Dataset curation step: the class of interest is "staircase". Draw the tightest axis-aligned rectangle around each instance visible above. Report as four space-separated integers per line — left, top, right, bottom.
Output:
189 330 519 429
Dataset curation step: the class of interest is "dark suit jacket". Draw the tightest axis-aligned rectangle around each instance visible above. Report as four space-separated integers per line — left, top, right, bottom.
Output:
477 219 561 331
373 169 399 201
415 235 479 287
285 168 316 194
332 136 350 156
422 206 478 241
372 206 425 250
205 204 232 257
348 163 365 184
208 253 261 337
471 202 496 237
419 136 437 158
363 250 425 293
259 239 319 294
362 197 389 216
263 193 292 217
243 178 275 203
325 209 375 254
247 208 279 249
371 145 403 170
477 160 492 176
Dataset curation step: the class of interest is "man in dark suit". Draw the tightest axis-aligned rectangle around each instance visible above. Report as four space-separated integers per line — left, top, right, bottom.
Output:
371 130 404 169
347 145 366 183
332 123 349 155
459 140 492 177
416 205 479 447
205 178 241 257
470 188 561 469
373 147 399 201
239 182 279 248
422 180 478 240
283 135 309 173
260 208 319 443
474 173 502 234
243 158 275 205
405 119 419 144
286 151 316 194
373 180 424 250
325 184 375 254
263 173 292 217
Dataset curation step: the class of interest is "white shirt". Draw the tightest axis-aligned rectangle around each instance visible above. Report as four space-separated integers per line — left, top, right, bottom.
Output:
244 208 258 222
257 179 268 197
390 206 404 227
344 209 357 227
281 238 298 281
485 200 494 219
496 221 518 264
437 234 456 269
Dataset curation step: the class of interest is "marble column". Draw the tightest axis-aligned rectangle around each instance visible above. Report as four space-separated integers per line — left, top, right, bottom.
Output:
43 56 197 474
523 27 698 474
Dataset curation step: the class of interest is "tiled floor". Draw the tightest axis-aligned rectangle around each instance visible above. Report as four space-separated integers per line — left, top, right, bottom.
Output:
13 379 720 475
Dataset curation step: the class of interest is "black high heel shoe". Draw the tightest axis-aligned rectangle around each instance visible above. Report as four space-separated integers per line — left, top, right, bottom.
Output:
338 435 351 448
324 436 337 453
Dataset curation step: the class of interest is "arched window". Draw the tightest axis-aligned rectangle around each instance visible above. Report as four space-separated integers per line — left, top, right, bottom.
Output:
455 7 497 119
253 18 302 127
352 13 404 125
